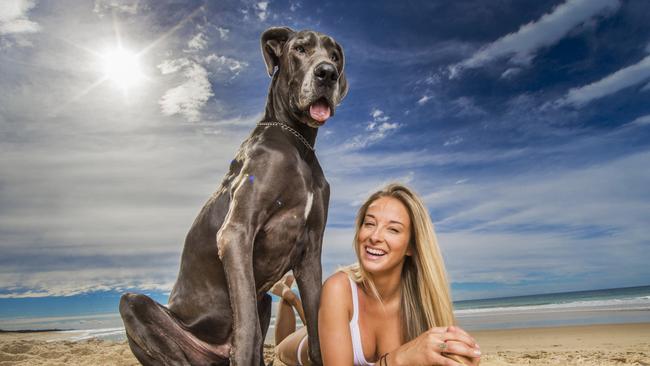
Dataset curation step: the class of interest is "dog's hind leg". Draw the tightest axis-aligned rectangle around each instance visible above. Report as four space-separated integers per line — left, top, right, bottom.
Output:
120 293 230 366
258 293 272 366
125 332 165 366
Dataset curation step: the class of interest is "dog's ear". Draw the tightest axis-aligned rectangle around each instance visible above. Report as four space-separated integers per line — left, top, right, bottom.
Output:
336 42 349 102
261 27 295 77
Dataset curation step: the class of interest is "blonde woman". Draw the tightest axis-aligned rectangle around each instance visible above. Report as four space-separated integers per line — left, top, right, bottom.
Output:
274 183 481 366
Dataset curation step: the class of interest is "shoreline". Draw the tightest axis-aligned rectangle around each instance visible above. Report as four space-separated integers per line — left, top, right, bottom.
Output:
0 330 68 334
1 323 648 365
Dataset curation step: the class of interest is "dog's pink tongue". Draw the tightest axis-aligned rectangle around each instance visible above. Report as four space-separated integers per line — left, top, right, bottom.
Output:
309 100 331 122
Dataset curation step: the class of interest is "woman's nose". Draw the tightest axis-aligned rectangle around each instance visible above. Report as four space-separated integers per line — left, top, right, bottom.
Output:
370 227 383 242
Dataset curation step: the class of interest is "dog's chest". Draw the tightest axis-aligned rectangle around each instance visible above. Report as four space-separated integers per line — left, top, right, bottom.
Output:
256 189 323 253
250 208 305 278
259 205 310 247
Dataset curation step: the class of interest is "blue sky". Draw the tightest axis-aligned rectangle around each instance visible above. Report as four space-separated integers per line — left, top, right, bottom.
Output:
0 0 649 310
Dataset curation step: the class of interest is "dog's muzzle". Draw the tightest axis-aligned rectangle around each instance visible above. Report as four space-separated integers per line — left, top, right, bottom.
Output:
308 62 338 123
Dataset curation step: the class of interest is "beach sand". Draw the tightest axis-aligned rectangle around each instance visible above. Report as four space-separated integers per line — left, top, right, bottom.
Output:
1 323 648 365
472 323 650 366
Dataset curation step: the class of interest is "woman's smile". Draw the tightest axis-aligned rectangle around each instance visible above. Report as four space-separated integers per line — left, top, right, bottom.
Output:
363 245 387 259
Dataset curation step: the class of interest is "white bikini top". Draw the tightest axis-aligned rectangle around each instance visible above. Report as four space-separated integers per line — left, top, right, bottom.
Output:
348 276 376 366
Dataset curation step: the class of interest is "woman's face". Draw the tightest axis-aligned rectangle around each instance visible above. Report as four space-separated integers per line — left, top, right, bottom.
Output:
357 196 412 275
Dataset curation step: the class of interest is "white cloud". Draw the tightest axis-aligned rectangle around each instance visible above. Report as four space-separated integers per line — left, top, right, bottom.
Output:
256 1 269 21
424 74 441 85
0 109 259 297
325 169 419 211
444 136 463 146
439 228 645 300
501 67 522 79
158 58 192 74
452 96 486 116
430 151 650 296
642 82 650 92
0 17 40 35
342 109 402 150
159 62 214 122
320 147 528 177
628 114 650 127
556 55 650 107
204 53 248 76
157 52 247 122
289 1 301 12
376 122 399 133
371 108 388 121
216 26 229 40
187 32 208 51
0 0 40 36
433 152 649 236
417 95 432 105
0 268 177 298
449 0 620 78
256 1 269 11
93 0 141 17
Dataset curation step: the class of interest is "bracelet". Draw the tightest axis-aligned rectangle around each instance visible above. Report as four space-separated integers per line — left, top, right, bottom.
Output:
380 353 389 366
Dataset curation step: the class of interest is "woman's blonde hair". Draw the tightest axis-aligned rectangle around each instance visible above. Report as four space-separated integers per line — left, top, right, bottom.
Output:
341 183 457 342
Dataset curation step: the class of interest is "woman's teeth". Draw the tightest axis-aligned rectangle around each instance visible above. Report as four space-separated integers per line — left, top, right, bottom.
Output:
365 247 386 256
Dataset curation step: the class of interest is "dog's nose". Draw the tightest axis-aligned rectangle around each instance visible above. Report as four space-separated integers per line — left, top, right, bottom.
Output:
314 62 338 85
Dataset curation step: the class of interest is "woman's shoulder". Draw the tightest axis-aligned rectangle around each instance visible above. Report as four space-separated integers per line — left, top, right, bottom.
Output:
323 271 352 294
321 271 353 313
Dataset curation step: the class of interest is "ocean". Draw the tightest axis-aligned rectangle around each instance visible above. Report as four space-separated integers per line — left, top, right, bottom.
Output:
1 285 649 343
454 285 650 330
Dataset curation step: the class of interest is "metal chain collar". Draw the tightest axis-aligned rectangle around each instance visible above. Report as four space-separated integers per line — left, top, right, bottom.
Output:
258 122 315 151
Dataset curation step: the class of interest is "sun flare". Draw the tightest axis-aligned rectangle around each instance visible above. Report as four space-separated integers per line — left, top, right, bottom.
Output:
101 47 142 90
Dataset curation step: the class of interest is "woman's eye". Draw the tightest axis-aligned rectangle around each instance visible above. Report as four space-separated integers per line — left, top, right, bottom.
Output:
363 222 375 227
295 46 306 54
389 228 399 233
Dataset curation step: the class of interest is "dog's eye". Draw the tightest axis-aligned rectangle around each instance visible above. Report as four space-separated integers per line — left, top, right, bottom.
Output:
295 46 306 54
330 53 339 62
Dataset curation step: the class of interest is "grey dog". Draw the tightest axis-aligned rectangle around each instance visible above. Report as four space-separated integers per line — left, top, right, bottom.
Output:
119 27 348 366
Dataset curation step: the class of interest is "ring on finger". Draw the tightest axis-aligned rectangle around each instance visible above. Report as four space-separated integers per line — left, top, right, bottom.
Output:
438 341 448 350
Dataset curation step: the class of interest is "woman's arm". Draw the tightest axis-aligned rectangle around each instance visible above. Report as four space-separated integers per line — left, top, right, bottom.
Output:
384 326 481 366
318 272 355 366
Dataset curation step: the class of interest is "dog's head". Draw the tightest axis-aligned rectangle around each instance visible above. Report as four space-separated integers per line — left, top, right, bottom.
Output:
262 27 348 128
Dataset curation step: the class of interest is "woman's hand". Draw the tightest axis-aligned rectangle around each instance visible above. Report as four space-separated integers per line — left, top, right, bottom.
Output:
387 325 481 366
444 326 480 366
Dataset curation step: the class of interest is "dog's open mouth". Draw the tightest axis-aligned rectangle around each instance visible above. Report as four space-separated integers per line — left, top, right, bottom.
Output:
309 98 331 123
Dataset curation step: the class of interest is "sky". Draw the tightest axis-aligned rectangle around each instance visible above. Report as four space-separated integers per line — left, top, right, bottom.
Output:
0 0 649 312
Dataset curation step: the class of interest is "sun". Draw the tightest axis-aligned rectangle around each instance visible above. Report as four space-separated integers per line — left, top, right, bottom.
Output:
101 46 143 90
54 6 204 112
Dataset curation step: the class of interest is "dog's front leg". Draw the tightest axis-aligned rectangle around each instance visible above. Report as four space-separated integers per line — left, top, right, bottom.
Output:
295 233 324 366
217 170 274 366
218 226 261 366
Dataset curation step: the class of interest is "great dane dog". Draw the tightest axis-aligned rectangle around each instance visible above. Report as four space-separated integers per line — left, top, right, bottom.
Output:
119 27 347 366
